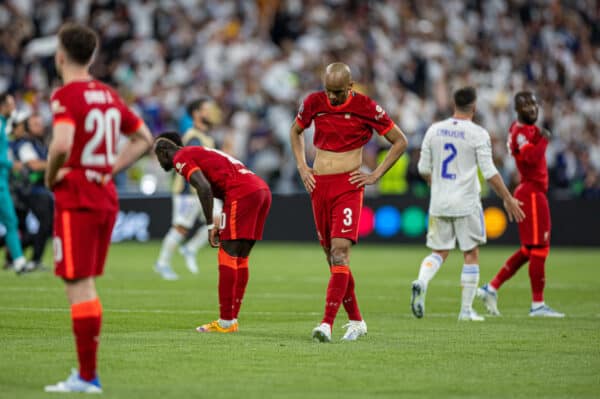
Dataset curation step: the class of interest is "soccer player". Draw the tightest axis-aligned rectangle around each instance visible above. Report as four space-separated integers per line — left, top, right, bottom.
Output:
44 23 153 393
0 93 27 273
290 62 408 342
154 97 221 280
410 86 524 321
154 132 271 333
478 92 564 318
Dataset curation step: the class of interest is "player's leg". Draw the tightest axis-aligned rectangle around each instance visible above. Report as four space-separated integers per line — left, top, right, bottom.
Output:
0 186 26 272
45 209 114 393
228 239 255 321
316 237 352 341
411 215 453 318
27 191 54 268
479 186 531 312
527 193 563 317
456 208 486 321
155 195 196 279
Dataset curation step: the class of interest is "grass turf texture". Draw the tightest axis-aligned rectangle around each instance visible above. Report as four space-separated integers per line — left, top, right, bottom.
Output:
1 243 599 398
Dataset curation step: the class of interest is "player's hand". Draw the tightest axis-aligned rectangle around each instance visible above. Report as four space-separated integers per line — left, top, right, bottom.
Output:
349 170 379 188
45 167 71 189
298 165 316 193
208 227 220 248
503 196 525 223
540 128 552 139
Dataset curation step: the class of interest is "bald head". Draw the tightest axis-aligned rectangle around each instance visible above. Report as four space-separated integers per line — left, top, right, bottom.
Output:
324 63 353 106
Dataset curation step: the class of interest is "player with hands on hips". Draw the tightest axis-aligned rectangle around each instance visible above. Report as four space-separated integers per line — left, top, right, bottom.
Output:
290 62 408 342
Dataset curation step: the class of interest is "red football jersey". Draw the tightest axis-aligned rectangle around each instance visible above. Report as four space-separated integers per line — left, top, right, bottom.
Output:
508 121 549 192
50 79 143 211
173 146 269 200
295 91 394 152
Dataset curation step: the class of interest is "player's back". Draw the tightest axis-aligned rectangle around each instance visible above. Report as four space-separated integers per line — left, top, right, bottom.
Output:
174 146 268 200
51 79 142 210
419 118 492 217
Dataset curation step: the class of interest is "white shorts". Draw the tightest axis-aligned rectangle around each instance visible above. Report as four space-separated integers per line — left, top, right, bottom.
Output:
426 206 486 252
172 194 204 229
172 194 223 229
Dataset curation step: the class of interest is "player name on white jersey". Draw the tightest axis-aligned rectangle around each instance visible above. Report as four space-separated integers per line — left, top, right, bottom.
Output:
418 118 498 217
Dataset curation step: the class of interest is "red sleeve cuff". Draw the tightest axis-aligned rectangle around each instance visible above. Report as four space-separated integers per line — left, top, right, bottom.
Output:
295 116 307 129
124 118 144 135
52 116 75 127
378 121 394 136
185 166 201 181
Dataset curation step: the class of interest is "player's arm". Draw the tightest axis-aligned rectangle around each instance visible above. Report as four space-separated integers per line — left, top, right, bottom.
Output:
112 123 153 175
45 121 74 189
517 131 548 164
477 134 525 223
417 129 433 185
289 120 315 192
349 125 408 187
187 169 217 247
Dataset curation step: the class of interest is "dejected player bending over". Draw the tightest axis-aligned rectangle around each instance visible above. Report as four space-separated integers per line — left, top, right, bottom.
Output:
290 62 408 342
477 92 565 318
44 23 153 393
154 132 271 333
411 86 524 321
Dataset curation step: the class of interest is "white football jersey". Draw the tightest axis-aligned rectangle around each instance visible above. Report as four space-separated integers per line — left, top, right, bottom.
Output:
418 117 498 217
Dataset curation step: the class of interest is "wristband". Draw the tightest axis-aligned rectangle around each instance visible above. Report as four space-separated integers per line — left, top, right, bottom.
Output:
206 223 215 230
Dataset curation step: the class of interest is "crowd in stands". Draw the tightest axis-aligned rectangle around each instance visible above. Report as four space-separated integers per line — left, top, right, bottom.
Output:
1 0 599 198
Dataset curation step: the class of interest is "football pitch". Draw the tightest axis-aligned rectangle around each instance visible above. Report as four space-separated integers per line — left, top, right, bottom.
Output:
1 242 599 398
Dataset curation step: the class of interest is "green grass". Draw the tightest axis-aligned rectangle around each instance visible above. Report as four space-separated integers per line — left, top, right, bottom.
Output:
1 243 599 398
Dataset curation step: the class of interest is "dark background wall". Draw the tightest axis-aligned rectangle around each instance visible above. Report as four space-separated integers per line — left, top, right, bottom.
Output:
115 195 600 247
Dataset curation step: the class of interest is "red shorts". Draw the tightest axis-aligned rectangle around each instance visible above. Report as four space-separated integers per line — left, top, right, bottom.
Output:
54 208 117 280
514 184 551 246
220 189 271 241
310 172 364 247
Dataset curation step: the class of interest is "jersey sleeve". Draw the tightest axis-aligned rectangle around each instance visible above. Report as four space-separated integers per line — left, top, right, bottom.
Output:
114 93 143 135
364 98 394 136
514 127 547 163
173 150 202 182
475 129 499 179
417 127 433 176
295 94 316 129
50 89 76 127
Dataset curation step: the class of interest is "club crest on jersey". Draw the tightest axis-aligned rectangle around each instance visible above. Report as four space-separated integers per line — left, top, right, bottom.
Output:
374 104 386 121
175 162 186 173
51 100 66 114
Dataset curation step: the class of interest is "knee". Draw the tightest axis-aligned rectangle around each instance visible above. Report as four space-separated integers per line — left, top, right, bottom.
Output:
330 245 350 266
463 247 479 264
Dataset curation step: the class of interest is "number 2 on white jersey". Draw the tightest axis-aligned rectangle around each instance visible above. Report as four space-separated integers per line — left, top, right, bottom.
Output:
441 142 457 180
82 108 121 167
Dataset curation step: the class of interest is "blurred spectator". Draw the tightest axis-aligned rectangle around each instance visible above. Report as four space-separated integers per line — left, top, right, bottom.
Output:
0 0 598 198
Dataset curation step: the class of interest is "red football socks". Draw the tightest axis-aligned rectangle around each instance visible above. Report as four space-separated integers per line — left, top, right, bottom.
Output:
322 265 350 326
218 248 238 321
529 247 548 302
71 298 102 382
233 257 249 319
490 247 529 290
342 271 362 321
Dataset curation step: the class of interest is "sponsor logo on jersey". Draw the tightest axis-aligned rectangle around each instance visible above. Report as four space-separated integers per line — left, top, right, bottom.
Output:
175 162 186 173
517 133 528 148
374 104 386 121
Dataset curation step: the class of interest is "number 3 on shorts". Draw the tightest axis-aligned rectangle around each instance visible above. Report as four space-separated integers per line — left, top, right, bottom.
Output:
343 208 352 226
